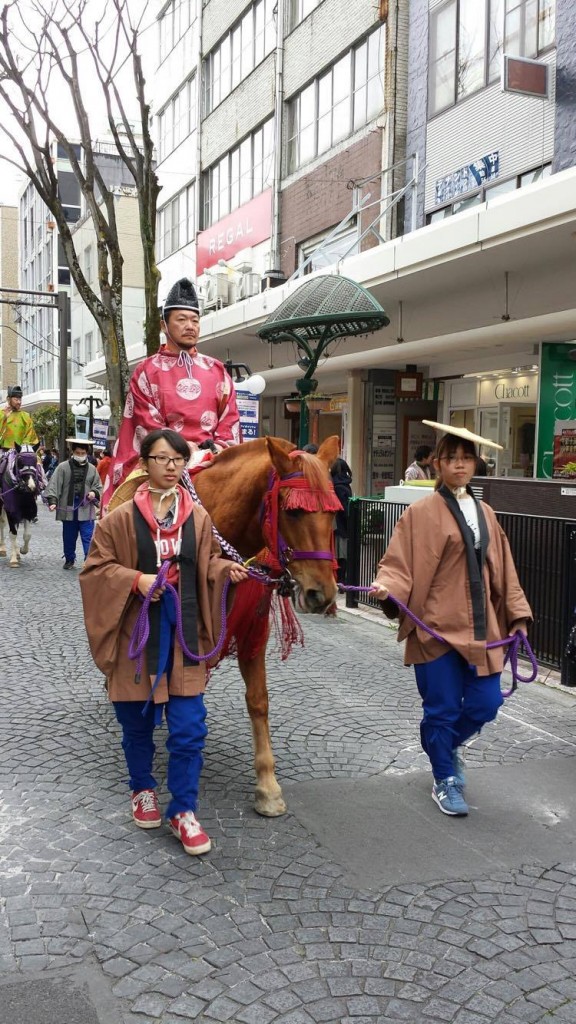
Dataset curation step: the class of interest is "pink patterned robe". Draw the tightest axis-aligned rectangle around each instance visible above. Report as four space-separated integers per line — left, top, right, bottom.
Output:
102 348 241 506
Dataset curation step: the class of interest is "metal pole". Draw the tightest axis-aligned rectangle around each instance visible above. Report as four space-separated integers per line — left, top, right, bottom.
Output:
411 152 419 234
88 396 94 441
57 292 69 463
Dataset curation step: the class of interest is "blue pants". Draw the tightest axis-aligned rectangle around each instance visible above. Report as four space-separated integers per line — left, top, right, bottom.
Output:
113 695 207 820
414 650 503 781
62 513 94 562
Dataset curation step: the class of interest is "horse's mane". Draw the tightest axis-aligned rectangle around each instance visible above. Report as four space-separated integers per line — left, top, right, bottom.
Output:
208 438 332 491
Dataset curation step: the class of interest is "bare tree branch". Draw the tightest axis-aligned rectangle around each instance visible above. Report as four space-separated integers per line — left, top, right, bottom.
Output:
0 0 162 421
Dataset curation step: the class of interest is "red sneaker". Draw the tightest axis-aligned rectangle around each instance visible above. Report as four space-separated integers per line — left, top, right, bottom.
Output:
168 811 212 855
131 789 162 829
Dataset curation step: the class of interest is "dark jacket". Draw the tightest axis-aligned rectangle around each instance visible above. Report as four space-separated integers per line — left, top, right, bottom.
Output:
331 458 353 538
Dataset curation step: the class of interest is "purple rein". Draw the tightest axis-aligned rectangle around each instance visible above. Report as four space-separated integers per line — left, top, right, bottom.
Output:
128 561 277 679
128 560 231 679
340 585 538 698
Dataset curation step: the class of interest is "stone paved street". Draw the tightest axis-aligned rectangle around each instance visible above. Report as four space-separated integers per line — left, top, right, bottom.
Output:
2 506 576 1024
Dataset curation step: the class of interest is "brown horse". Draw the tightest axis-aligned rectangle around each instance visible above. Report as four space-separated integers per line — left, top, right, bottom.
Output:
193 434 339 816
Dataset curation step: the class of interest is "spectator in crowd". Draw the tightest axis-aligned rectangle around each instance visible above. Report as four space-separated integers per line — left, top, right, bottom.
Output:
330 456 353 583
404 445 434 481
45 439 102 569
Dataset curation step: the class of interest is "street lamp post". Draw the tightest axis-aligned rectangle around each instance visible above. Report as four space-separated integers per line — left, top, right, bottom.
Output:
258 275 390 448
70 395 112 444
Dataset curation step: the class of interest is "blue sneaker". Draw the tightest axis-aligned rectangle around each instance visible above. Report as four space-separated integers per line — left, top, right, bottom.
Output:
432 776 469 816
452 748 466 787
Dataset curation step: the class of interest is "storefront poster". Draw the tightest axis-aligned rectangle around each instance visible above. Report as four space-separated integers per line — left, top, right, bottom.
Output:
536 343 576 479
371 382 396 494
553 421 576 478
236 391 260 439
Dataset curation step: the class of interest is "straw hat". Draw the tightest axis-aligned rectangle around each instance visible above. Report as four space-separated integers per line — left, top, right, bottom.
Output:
422 420 504 451
107 469 149 511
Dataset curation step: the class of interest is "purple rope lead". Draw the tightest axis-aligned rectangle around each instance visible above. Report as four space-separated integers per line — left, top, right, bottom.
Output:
128 561 280 679
339 584 538 697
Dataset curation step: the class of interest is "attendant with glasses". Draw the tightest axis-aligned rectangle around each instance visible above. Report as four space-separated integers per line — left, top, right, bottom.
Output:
370 423 531 819
80 428 248 856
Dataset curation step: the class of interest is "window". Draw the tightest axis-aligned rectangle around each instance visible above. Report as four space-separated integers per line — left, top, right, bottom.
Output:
84 246 93 284
57 171 81 223
298 223 358 273
288 26 384 172
159 0 196 63
290 0 322 29
157 183 196 261
85 331 93 364
202 119 274 228
72 339 81 379
427 162 551 220
429 0 556 116
203 0 275 116
157 76 196 161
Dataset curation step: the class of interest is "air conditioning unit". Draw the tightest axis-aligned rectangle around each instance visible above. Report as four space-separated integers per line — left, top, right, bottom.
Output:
239 272 260 300
202 270 230 311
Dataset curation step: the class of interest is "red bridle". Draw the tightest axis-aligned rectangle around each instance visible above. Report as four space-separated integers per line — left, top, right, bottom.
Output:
260 468 341 576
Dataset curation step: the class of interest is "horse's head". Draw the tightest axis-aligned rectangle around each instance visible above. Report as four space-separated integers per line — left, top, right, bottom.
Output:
264 436 340 614
12 444 41 494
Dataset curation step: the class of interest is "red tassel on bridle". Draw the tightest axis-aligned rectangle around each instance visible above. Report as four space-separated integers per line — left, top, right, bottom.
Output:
261 470 341 574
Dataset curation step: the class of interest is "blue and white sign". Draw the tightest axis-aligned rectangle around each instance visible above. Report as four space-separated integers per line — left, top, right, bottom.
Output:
435 151 499 205
236 391 260 440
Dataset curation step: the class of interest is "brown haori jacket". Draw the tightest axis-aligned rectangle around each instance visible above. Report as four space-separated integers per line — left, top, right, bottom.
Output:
373 490 532 675
79 499 232 701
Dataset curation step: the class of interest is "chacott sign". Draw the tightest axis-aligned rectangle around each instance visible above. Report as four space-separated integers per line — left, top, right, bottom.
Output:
494 382 531 399
479 375 535 406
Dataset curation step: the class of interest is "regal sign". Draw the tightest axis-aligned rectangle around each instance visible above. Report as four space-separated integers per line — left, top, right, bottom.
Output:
197 189 272 275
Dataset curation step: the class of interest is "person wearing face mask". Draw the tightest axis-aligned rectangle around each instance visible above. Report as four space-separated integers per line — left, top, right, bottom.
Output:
101 278 241 510
45 439 102 568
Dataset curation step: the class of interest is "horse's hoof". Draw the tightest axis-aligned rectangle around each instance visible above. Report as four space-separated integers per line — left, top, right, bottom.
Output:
254 789 287 817
20 545 29 555
9 561 20 568
0 548 6 557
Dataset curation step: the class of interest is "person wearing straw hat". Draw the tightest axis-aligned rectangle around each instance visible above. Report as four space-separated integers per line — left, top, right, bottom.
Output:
80 428 248 855
101 278 241 509
371 421 532 818
45 439 102 569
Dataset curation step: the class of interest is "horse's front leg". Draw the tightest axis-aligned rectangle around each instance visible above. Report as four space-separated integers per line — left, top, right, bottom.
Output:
238 646 287 817
8 526 20 567
0 510 6 556
20 520 32 555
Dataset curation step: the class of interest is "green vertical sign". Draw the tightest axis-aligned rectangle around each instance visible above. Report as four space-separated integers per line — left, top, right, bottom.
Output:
536 343 576 479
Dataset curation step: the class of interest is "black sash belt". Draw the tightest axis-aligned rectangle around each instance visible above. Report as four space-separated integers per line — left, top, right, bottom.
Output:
133 504 199 672
438 484 489 641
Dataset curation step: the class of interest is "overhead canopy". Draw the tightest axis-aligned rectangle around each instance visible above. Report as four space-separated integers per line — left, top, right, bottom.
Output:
258 274 390 346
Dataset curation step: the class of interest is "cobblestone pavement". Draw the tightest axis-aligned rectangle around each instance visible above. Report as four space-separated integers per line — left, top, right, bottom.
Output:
2 507 576 1024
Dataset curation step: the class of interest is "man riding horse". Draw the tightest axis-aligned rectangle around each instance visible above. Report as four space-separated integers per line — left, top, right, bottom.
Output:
0 385 38 451
102 278 241 509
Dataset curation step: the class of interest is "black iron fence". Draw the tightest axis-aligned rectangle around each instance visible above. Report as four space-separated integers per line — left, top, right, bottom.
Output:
346 497 576 684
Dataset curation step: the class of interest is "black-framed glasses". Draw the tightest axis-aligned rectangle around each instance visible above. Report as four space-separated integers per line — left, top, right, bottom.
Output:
146 455 187 467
